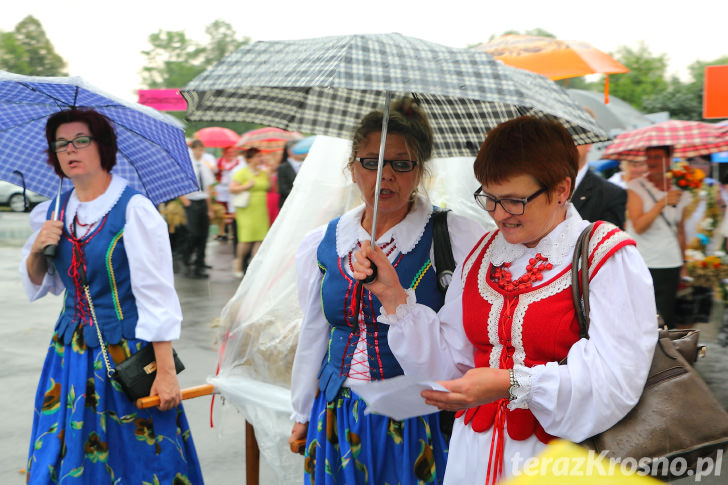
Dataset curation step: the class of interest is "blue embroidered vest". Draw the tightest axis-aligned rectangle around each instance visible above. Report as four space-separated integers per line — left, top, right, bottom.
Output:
316 213 444 402
48 186 141 347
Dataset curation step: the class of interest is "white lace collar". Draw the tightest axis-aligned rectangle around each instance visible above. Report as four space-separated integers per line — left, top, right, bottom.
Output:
335 194 432 257
489 204 585 266
65 175 128 229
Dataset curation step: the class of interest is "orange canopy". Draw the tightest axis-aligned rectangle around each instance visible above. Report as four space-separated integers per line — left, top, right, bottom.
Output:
474 34 629 80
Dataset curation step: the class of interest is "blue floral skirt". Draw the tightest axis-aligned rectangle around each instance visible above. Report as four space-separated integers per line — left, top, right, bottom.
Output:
26 328 203 484
304 388 447 485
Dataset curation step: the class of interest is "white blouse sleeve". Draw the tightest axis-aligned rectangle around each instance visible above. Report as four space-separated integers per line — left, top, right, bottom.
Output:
524 244 657 442
385 212 485 380
289 226 330 423
19 200 65 300
124 195 182 342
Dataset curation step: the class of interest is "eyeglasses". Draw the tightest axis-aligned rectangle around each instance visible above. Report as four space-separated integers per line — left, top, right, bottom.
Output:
52 135 94 153
473 186 547 215
355 157 418 173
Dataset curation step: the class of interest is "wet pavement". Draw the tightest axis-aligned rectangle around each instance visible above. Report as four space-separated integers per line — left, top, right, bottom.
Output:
2 210 728 483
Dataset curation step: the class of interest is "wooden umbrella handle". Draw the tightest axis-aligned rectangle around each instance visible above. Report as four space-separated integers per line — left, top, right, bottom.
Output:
290 439 306 455
136 383 215 409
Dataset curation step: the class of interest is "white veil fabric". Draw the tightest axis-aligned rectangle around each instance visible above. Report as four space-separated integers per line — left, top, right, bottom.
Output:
209 135 495 483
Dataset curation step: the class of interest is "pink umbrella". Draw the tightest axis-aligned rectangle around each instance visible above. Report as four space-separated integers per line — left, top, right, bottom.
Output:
194 127 240 148
237 127 302 153
602 120 728 162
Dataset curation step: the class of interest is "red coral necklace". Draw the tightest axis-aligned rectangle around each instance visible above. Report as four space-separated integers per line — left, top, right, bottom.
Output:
491 253 552 291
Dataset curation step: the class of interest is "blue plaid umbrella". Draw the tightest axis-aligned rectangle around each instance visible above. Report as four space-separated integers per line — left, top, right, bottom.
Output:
0 70 197 205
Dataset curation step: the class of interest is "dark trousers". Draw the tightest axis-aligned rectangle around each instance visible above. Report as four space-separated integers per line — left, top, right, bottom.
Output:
649 266 681 329
183 199 210 270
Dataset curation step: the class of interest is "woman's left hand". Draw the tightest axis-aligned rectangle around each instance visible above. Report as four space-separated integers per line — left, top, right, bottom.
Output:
421 367 510 411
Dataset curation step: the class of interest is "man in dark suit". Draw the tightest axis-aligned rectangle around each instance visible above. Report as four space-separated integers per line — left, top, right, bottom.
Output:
572 142 627 228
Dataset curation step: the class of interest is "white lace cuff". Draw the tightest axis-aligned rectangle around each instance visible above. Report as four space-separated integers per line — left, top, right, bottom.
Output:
290 412 309 424
377 288 418 325
507 364 532 410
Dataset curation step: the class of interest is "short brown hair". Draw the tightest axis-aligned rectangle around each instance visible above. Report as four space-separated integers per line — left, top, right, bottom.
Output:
45 109 118 177
473 116 578 199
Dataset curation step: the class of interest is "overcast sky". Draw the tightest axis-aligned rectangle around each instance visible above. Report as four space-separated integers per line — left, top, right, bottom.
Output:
3 0 726 103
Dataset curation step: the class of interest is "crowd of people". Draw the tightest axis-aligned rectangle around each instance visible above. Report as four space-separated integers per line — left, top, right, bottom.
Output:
18 101 725 484
160 136 311 280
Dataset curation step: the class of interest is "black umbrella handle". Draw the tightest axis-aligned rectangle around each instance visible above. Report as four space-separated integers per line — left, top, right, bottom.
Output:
361 262 378 284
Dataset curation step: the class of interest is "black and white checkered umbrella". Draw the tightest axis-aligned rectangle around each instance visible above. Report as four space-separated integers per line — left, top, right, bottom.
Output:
182 33 607 158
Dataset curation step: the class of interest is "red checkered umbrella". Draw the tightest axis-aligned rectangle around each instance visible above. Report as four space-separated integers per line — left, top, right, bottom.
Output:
236 126 302 152
602 120 728 161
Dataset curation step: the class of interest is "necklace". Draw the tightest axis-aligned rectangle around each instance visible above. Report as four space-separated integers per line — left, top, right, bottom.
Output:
491 253 552 291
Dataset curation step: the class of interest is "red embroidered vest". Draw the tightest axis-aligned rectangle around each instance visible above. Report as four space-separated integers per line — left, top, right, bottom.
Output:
457 221 636 443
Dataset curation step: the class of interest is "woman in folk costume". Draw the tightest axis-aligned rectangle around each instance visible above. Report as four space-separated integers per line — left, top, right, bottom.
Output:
353 116 657 484
20 109 202 483
288 96 483 484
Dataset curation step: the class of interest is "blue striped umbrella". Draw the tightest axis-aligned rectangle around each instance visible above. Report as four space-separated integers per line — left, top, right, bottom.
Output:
0 70 197 205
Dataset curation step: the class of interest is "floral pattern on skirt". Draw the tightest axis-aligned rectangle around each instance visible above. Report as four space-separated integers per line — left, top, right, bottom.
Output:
304 388 447 485
26 328 203 484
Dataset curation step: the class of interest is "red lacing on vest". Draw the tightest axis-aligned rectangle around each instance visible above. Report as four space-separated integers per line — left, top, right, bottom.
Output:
66 214 108 328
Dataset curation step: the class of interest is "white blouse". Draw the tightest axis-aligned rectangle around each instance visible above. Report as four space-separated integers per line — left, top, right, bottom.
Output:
383 205 658 483
19 175 182 343
289 194 485 423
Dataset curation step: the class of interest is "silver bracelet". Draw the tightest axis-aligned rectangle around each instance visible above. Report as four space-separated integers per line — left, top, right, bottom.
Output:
508 368 520 402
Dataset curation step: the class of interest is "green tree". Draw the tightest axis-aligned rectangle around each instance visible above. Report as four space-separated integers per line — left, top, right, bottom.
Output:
0 15 66 76
140 19 249 89
609 42 668 111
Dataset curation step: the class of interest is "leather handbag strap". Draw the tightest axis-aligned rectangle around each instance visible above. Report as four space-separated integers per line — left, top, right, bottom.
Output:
571 223 595 340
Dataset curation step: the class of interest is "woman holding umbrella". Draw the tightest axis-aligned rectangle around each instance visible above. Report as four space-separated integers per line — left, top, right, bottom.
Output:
20 109 203 483
352 116 656 484
288 96 482 484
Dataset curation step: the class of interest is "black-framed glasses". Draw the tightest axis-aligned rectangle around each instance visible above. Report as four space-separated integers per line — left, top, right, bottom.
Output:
355 157 418 172
51 135 94 153
473 186 547 215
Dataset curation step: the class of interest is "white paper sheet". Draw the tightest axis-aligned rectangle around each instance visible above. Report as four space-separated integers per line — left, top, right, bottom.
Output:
348 375 451 421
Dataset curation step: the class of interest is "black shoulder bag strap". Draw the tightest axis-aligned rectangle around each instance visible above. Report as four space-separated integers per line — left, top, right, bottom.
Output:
432 208 455 293
431 208 457 441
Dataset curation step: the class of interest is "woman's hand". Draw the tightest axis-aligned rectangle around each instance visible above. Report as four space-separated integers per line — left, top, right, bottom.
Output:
421 367 510 411
288 422 308 454
666 188 682 207
352 240 408 314
150 342 182 411
30 220 63 256
27 219 64 284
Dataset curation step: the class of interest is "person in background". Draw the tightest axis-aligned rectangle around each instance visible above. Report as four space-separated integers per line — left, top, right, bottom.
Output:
351 116 656 484
625 145 691 329
216 146 244 242
229 147 271 278
20 108 202 483
571 139 627 228
288 96 483 484
608 159 648 189
277 139 307 208
180 139 216 279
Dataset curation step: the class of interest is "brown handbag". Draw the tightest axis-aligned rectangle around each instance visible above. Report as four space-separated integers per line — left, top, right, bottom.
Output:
571 224 728 481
